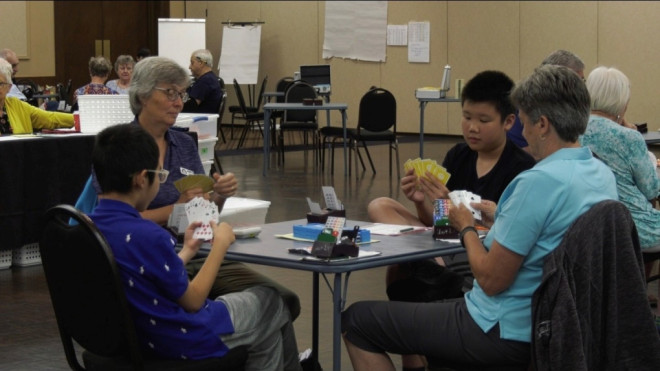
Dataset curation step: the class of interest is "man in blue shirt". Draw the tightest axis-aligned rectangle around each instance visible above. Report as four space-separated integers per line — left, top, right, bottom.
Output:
89 123 301 370
183 49 222 114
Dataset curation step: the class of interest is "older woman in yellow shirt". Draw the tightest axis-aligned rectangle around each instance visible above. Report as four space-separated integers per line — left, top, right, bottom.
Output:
0 58 73 134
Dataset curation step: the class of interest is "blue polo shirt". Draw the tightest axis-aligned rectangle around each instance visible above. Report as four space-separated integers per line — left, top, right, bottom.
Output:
465 146 617 342
90 199 233 359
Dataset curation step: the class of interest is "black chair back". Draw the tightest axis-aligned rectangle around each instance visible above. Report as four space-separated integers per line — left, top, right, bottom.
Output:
233 79 249 114
284 81 317 122
39 205 247 370
358 87 397 133
276 77 295 103
255 75 268 108
40 205 143 368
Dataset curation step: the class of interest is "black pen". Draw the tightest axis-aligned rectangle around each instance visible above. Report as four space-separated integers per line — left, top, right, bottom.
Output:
399 227 414 233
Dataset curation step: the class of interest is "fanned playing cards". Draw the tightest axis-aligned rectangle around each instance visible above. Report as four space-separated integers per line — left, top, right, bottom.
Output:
403 158 451 185
448 190 482 220
184 197 219 240
174 174 214 193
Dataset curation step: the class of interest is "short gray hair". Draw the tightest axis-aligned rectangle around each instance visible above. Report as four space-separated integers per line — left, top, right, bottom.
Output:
586 66 630 117
88 56 113 77
511 65 590 143
192 49 213 67
114 54 135 72
0 58 12 83
541 49 585 75
129 56 190 116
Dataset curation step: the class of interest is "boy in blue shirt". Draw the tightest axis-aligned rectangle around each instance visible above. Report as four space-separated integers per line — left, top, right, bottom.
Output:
89 124 301 370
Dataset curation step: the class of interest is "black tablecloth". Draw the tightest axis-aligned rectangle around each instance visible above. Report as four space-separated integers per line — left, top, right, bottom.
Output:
0 135 95 250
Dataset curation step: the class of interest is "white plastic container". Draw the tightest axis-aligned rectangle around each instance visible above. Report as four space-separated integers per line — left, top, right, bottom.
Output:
0 249 12 270
12 243 41 267
175 113 219 139
202 160 213 176
198 137 218 162
77 95 133 133
219 197 271 226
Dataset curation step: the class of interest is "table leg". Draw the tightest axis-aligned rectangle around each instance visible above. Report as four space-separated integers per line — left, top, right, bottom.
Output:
333 273 342 371
263 109 271 176
341 110 348 177
312 272 319 368
419 101 427 158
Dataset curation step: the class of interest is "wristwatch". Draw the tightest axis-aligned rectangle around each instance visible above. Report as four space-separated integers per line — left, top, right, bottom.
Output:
459 226 478 248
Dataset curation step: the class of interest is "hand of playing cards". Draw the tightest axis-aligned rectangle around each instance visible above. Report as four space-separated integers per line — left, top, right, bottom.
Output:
185 197 219 240
403 158 451 185
448 190 482 221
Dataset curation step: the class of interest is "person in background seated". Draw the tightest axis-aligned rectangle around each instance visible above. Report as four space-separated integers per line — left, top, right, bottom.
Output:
342 65 617 371
75 56 301 321
89 123 302 370
183 49 222 114
106 55 135 95
0 48 27 101
367 70 536 370
136 47 151 62
580 66 660 252
0 58 73 134
72 56 118 109
507 49 586 155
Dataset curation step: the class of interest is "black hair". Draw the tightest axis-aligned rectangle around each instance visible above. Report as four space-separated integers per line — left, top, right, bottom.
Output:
137 47 151 59
461 70 515 121
92 124 159 194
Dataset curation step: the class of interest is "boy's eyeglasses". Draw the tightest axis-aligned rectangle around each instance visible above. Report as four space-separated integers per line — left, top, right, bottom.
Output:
145 169 170 183
153 87 189 103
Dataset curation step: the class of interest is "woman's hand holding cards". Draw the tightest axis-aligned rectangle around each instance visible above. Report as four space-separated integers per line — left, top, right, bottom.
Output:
212 172 238 199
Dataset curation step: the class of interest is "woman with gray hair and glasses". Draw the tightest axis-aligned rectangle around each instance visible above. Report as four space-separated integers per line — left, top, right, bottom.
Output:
342 65 617 370
580 66 660 251
106 54 135 94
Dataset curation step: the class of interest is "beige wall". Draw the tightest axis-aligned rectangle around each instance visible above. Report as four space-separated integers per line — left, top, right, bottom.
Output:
3 1 56 77
22 1 660 132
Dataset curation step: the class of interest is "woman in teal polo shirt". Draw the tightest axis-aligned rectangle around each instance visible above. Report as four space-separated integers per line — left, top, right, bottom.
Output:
341 65 618 370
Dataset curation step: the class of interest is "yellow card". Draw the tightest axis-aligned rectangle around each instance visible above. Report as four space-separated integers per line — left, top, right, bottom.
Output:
174 174 214 193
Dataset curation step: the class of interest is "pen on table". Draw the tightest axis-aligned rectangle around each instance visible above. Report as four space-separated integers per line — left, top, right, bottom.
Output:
399 227 414 233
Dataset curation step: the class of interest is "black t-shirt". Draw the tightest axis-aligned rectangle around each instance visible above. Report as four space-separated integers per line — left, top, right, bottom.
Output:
442 139 535 203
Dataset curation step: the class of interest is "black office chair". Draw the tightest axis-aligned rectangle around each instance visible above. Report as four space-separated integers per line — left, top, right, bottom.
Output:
234 78 266 149
229 76 267 140
279 81 319 165
39 204 247 370
217 77 227 144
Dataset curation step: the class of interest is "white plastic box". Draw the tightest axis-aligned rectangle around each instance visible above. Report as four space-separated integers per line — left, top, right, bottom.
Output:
12 243 41 267
0 249 11 270
175 113 219 139
77 95 133 133
198 137 218 162
202 160 213 176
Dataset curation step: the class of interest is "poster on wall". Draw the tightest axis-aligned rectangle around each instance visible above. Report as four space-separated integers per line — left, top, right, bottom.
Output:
158 18 206 72
218 25 261 85
323 1 387 62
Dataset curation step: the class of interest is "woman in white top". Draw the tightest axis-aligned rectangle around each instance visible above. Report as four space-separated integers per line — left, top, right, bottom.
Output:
106 55 135 95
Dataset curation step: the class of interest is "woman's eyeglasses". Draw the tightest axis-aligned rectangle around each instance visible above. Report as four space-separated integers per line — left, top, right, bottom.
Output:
154 87 189 103
145 169 170 183
0 82 11 88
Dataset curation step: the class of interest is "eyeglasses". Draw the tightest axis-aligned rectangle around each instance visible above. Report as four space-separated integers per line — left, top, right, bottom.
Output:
0 82 11 88
145 169 170 183
154 87 189 103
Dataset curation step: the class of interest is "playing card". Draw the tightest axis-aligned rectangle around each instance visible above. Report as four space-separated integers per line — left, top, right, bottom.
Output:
448 190 482 221
403 158 451 185
185 197 220 241
174 174 214 194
